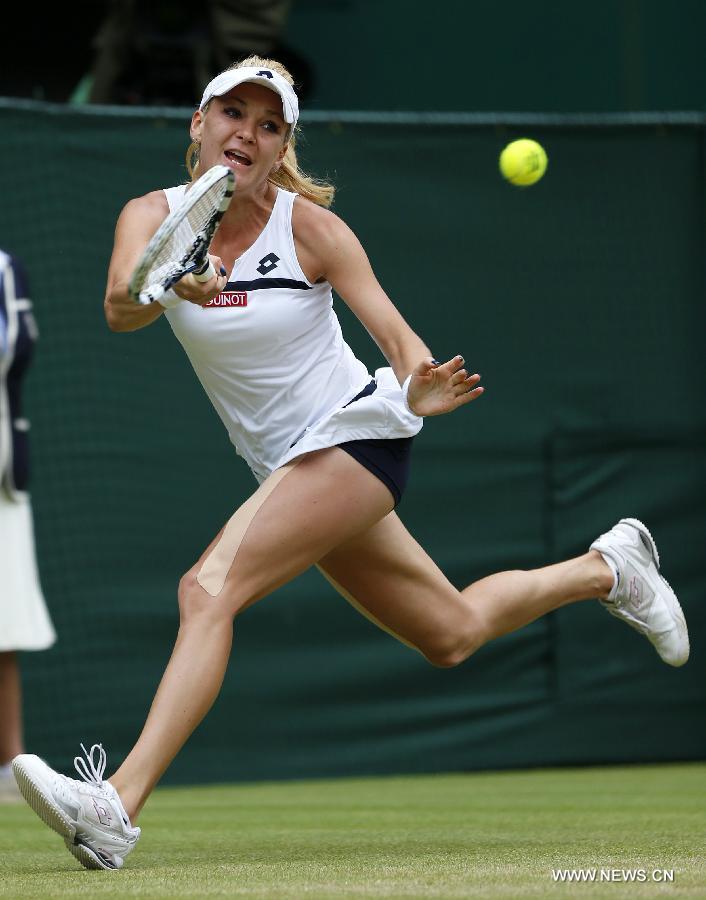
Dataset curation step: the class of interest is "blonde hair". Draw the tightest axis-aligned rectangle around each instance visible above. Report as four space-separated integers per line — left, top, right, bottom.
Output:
185 55 334 208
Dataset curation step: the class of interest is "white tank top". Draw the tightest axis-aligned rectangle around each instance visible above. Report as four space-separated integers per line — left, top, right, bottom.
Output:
163 185 422 480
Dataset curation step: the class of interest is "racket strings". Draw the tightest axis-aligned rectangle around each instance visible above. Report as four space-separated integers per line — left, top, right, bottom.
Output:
147 219 198 287
136 174 233 298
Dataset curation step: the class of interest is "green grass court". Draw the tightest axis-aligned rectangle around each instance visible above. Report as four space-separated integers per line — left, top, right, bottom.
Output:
2 764 704 898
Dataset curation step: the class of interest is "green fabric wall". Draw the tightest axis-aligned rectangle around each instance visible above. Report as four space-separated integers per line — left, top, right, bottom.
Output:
0 101 703 783
286 0 706 113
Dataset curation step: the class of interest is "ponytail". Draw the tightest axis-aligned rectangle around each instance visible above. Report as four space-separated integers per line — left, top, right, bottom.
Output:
270 135 334 207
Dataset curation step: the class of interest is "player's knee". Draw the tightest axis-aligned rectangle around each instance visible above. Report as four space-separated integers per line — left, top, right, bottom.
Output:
424 643 467 668
178 569 228 624
422 626 484 668
178 568 253 623
177 570 201 621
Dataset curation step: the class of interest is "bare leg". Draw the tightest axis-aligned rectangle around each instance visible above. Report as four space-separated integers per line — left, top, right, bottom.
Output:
319 512 613 666
109 608 234 821
0 652 24 764
463 550 612 643
106 453 612 821
109 448 394 821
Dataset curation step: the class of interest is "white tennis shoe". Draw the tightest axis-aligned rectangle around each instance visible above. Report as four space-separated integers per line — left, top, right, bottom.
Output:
12 743 140 870
590 518 689 667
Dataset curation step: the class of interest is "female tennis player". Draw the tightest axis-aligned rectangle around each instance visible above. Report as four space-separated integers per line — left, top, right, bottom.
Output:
12 57 689 870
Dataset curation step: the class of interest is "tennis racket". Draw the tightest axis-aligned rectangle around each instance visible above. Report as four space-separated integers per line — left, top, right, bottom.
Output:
128 165 235 305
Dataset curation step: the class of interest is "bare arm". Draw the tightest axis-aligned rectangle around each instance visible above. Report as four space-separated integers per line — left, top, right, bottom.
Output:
293 199 429 383
104 193 170 332
293 200 483 416
104 189 227 332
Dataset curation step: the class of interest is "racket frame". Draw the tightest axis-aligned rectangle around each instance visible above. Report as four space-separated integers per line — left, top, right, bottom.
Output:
128 165 235 305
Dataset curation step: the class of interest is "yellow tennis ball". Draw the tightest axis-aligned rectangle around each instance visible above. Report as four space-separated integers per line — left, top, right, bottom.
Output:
499 138 548 186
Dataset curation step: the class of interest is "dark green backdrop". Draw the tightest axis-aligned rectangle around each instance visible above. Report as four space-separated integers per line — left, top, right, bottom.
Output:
287 0 706 113
1 100 704 783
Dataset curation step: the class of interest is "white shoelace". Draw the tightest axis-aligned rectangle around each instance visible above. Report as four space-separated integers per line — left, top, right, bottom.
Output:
73 743 107 787
71 743 134 832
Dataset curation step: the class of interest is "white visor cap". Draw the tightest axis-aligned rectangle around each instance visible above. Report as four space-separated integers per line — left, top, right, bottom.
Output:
199 66 299 128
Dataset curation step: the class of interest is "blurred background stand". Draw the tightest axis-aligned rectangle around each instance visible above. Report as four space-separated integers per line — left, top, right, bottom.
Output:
74 0 313 107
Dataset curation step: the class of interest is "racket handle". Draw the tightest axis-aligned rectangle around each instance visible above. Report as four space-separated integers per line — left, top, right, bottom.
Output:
137 285 165 305
193 258 216 283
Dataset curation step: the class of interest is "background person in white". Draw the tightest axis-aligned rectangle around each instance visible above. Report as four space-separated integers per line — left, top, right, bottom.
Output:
0 250 56 802
11 57 688 870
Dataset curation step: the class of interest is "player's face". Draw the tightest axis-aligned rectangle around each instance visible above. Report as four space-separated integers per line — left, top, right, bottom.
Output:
192 83 288 192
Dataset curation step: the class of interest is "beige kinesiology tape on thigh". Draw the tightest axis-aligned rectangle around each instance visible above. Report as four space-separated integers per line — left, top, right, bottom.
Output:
197 459 301 597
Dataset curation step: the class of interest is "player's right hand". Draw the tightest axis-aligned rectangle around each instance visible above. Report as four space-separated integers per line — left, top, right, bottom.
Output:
174 254 228 305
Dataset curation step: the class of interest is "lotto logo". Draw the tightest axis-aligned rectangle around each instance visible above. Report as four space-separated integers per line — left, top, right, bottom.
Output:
92 798 113 826
203 292 248 308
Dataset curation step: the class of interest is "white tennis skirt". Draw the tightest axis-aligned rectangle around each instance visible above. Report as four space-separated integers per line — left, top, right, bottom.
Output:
0 491 56 651
268 367 424 480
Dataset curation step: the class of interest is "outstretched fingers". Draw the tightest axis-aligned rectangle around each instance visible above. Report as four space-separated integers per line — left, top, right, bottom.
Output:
433 354 465 376
454 376 484 407
440 355 483 406
438 356 483 394
407 354 484 416
450 368 469 387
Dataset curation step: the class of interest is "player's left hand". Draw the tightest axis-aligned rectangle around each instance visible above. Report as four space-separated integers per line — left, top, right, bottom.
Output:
406 356 484 417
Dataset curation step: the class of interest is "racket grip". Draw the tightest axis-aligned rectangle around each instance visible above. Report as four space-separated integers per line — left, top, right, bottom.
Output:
137 285 165 305
193 258 216 283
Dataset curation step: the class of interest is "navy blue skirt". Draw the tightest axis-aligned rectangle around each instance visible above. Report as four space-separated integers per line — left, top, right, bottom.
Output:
337 380 414 507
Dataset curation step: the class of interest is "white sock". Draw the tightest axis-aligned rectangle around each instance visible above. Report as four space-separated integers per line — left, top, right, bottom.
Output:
598 552 620 598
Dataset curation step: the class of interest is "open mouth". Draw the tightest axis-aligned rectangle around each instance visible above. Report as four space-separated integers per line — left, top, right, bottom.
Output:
224 150 252 167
